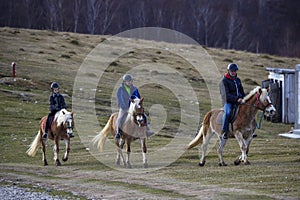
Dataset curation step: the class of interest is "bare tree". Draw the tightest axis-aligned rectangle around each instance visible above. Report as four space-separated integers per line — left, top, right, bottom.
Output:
86 0 102 34
187 0 203 42
98 0 119 35
226 5 247 50
45 0 58 31
151 5 165 39
73 0 82 33
57 0 64 31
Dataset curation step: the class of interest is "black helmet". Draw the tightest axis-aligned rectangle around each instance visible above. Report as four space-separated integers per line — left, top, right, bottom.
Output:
123 74 133 82
227 63 238 71
51 82 60 89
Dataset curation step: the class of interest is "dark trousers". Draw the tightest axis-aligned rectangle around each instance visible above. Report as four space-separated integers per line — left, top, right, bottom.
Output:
45 111 56 133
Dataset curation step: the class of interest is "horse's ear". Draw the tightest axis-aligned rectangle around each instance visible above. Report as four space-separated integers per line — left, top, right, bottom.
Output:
129 98 134 103
140 97 144 102
62 110 65 115
258 87 262 94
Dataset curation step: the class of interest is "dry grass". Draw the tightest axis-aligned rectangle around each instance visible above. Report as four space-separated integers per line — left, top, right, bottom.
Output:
0 27 300 199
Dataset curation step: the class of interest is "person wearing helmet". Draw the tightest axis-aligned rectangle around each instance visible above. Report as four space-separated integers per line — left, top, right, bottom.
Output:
219 63 245 139
42 82 73 139
115 74 154 140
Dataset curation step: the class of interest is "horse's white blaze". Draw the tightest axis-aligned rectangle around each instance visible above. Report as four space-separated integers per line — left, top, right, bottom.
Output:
66 118 73 134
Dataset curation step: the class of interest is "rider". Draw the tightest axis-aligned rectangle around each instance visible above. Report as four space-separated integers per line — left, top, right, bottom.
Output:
220 63 245 140
42 82 74 139
115 74 154 140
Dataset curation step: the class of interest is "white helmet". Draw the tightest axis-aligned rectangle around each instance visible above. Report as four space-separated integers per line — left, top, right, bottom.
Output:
123 74 133 82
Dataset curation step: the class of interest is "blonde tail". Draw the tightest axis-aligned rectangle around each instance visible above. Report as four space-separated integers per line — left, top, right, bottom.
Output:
26 130 42 157
92 115 114 152
186 126 204 149
186 111 212 150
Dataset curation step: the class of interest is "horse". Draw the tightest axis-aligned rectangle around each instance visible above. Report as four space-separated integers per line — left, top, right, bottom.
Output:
187 86 276 166
92 97 148 168
26 108 74 166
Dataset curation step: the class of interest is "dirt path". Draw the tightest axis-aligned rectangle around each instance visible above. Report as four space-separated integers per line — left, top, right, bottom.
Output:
0 163 257 200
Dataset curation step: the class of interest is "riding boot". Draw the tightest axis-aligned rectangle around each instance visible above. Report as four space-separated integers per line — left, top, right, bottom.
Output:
43 117 50 139
42 131 48 139
221 131 228 140
146 126 155 137
115 128 121 139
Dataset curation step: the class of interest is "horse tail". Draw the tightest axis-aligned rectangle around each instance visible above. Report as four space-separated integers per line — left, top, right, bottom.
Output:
92 114 115 152
186 111 212 150
26 130 42 157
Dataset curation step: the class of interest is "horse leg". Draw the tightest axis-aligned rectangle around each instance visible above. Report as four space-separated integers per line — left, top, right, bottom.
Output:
199 128 213 166
53 138 61 166
245 134 253 156
140 138 148 168
116 139 126 167
41 137 48 166
234 131 250 165
217 133 228 166
62 138 70 162
126 140 132 168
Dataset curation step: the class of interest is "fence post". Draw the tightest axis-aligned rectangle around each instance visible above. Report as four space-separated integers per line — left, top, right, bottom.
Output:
12 62 16 81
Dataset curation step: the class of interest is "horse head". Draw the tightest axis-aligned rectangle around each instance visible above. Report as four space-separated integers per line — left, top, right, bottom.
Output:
57 109 74 136
129 97 146 127
243 86 276 116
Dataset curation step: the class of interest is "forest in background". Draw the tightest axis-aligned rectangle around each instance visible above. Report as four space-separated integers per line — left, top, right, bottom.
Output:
0 0 299 57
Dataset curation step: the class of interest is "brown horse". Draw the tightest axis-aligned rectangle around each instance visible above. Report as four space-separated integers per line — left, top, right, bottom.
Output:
187 86 276 166
26 109 74 166
93 97 148 168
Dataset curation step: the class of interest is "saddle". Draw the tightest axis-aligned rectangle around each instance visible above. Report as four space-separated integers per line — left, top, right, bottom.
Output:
216 105 240 131
41 116 55 133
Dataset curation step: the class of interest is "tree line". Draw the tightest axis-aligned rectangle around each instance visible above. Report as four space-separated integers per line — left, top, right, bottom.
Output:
0 0 299 57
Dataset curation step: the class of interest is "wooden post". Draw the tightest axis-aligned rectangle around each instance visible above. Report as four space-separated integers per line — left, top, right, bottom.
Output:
12 62 16 81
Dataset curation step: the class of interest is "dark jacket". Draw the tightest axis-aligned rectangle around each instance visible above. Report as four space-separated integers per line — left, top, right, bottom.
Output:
117 83 140 110
49 93 66 113
220 73 245 105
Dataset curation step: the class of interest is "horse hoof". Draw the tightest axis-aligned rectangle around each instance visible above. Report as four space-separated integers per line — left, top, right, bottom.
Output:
62 157 68 162
144 163 148 168
44 161 48 166
244 160 250 165
219 162 227 166
198 162 205 167
234 160 241 165
55 160 61 166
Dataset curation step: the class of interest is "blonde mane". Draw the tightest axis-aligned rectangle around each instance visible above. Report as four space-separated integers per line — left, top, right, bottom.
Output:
243 86 261 102
56 108 72 127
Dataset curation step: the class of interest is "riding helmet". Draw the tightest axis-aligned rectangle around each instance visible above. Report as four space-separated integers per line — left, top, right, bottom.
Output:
123 74 133 82
227 63 239 71
51 82 60 89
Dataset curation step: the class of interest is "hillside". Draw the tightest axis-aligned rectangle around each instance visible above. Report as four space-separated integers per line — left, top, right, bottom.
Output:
0 27 300 199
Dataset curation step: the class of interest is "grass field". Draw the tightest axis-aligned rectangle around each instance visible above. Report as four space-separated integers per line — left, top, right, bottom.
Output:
0 27 300 199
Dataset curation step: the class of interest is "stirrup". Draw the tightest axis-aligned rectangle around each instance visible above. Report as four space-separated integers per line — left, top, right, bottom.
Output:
42 132 48 139
115 132 121 139
221 132 228 140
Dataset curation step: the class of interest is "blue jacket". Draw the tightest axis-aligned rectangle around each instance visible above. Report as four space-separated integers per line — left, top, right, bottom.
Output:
49 93 66 113
220 73 245 104
117 83 140 110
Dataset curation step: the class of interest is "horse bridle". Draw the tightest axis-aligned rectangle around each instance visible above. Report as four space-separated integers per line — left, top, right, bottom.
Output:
243 92 273 111
65 117 74 131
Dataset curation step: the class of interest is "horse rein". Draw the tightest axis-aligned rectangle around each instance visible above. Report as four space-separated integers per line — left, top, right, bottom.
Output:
242 92 272 111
